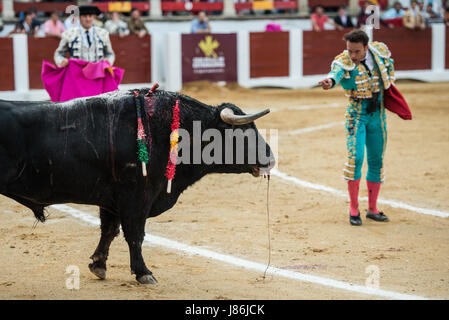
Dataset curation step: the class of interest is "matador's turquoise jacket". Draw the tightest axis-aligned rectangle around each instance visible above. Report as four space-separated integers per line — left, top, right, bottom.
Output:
327 42 395 183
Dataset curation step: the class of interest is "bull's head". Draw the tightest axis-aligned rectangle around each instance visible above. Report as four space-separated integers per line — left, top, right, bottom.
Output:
213 103 275 177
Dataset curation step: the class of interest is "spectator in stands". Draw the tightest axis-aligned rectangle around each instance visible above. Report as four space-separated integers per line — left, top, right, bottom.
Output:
94 14 104 28
418 1 427 15
44 11 65 38
311 5 343 31
334 6 355 29
357 2 369 27
382 1 405 19
9 12 39 36
28 7 42 31
64 13 80 30
128 8 148 38
191 11 211 34
427 0 444 15
403 0 426 29
105 11 129 38
420 2 443 24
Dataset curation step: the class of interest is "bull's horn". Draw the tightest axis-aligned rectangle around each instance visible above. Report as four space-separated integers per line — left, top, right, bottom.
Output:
220 108 270 125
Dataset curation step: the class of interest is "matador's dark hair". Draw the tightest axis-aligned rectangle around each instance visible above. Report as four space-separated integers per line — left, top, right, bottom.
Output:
343 30 369 46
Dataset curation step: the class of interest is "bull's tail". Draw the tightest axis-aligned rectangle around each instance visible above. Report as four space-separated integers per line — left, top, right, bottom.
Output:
33 207 47 223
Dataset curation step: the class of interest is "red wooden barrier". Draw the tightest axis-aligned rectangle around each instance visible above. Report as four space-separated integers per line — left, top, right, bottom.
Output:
302 29 348 76
0 38 15 91
250 31 289 78
374 27 432 71
446 27 449 70
28 37 60 89
110 34 151 84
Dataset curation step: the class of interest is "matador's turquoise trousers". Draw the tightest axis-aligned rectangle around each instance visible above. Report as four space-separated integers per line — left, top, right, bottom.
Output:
343 98 387 183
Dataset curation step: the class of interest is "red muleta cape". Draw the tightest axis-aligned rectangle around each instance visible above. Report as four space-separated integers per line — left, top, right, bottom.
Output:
384 84 412 120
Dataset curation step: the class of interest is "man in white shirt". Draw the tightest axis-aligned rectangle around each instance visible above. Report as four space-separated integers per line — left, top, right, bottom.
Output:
382 1 405 19
54 5 115 67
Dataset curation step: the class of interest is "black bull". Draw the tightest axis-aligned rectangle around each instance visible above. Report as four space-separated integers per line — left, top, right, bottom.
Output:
0 89 274 284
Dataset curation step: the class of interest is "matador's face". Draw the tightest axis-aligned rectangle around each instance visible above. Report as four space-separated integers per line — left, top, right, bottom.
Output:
346 41 368 65
80 14 96 30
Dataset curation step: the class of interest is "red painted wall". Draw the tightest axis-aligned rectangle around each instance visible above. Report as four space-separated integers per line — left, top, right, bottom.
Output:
374 27 432 71
0 38 15 91
250 31 289 78
28 37 61 89
302 30 348 76
110 35 151 84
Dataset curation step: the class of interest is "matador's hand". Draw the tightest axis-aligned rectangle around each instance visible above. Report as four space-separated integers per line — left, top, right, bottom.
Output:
319 78 333 90
59 58 69 68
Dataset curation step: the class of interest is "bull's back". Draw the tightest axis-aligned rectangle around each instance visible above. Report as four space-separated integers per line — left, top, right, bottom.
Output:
1 95 138 204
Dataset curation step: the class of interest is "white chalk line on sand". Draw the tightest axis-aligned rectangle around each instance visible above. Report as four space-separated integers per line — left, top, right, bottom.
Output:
271 169 449 218
50 204 427 300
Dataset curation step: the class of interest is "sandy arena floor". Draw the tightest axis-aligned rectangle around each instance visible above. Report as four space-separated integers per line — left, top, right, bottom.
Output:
0 81 448 299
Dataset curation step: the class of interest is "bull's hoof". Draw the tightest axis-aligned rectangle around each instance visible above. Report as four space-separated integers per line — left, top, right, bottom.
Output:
136 274 158 285
89 263 106 280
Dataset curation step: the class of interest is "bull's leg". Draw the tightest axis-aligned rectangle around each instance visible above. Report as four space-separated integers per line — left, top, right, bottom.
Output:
120 214 157 284
89 208 120 280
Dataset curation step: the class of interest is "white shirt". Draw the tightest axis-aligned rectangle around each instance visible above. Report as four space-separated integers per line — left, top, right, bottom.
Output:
22 21 31 33
81 26 94 48
362 50 374 73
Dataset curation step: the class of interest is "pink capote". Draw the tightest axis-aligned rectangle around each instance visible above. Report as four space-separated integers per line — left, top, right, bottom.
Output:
265 23 282 32
41 58 125 102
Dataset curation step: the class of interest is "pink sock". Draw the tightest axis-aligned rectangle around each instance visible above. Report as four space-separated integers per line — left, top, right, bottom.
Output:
348 179 361 216
367 181 381 214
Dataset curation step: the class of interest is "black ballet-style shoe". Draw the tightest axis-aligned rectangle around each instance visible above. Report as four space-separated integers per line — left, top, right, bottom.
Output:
349 211 362 226
366 211 390 222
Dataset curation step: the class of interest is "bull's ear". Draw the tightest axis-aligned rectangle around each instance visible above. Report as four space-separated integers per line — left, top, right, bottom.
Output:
220 108 270 125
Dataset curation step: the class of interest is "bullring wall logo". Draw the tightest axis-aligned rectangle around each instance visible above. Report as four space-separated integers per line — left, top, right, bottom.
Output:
199 35 219 58
182 33 237 83
192 35 225 74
